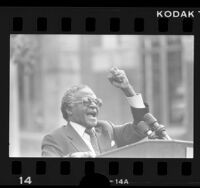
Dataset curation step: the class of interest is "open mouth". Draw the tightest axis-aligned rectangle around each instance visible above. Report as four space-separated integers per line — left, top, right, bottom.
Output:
86 111 97 118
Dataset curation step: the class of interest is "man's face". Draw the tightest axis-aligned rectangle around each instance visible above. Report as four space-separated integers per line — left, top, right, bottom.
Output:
69 87 101 128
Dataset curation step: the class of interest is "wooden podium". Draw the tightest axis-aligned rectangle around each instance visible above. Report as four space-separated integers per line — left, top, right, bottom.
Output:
98 140 193 158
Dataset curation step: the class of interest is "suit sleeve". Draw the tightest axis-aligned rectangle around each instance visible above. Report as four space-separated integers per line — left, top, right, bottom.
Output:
41 135 65 157
130 102 149 124
111 103 150 147
111 122 146 147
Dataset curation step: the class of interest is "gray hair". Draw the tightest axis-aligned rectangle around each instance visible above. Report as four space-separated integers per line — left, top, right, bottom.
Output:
61 85 89 121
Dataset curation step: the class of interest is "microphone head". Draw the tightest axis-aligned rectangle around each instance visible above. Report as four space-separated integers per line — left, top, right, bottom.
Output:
143 113 158 126
135 121 152 136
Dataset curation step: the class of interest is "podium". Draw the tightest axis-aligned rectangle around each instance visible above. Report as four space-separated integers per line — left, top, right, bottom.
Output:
98 140 193 158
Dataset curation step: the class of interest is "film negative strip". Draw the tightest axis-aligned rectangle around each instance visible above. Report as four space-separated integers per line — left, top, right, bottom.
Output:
0 4 200 186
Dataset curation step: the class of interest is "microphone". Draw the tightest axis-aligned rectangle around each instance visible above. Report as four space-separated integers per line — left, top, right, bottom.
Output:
135 121 155 139
143 113 172 140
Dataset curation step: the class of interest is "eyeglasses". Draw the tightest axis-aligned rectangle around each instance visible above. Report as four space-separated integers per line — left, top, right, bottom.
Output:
72 96 103 108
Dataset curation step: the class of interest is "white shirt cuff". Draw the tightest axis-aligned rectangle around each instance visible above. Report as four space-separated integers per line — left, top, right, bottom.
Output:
126 93 145 108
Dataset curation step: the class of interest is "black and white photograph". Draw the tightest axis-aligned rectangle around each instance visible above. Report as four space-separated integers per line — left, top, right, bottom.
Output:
9 35 194 158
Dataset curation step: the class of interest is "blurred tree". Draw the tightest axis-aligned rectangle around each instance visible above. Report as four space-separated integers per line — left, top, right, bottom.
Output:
10 35 39 74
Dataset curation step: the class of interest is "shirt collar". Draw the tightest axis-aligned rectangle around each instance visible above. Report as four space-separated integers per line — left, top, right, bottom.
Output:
70 121 96 136
70 121 86 137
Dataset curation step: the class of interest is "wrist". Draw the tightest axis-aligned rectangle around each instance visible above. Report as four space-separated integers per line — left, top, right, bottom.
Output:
121 84 136 97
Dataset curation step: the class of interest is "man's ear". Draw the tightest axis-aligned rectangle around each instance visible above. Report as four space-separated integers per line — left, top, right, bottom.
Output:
66 107 72 116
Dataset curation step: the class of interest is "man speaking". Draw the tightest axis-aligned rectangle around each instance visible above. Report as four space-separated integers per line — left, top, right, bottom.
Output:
41 67 150 157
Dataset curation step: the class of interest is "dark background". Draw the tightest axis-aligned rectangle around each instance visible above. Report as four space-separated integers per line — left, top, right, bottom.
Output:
0 5 199 186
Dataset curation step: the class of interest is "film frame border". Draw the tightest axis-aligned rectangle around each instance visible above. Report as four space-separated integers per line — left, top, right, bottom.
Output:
1 6 200 186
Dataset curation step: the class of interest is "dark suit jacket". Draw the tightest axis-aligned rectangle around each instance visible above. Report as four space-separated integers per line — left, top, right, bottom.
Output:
41 106 149 157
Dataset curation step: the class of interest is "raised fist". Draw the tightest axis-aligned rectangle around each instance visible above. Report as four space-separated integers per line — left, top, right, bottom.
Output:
108 67 130 89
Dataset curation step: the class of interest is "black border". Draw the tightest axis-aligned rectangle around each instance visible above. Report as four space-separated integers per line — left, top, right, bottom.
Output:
1 6 200 186
0 0 199 7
